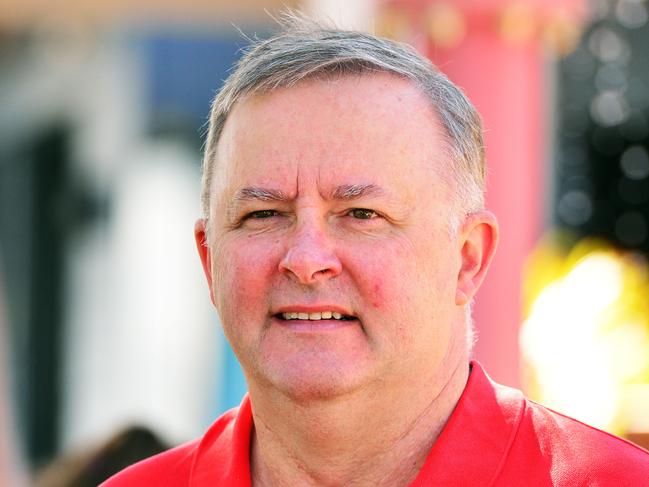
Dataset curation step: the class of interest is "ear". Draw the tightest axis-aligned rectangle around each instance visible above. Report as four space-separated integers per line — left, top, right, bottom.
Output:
455 211 499 306
194 218 216 306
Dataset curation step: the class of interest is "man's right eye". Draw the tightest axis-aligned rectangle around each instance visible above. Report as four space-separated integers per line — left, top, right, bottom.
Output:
244 210 278 219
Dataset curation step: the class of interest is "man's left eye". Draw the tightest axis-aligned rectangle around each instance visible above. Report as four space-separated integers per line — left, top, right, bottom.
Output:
245 210 278 219
348 208 378 220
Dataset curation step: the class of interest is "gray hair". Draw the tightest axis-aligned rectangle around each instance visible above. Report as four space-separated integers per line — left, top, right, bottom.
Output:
201 14 485 228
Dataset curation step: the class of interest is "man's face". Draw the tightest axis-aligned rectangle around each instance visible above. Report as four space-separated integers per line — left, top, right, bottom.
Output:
201 74 475 401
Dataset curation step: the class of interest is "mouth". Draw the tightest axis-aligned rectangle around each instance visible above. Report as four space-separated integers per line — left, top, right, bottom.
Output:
274 311 358 322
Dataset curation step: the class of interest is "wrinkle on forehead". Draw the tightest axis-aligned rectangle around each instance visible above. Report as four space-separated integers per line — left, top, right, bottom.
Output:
212 74 457 221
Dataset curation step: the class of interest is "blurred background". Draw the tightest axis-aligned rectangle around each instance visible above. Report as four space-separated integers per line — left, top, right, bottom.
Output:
1 0 648 484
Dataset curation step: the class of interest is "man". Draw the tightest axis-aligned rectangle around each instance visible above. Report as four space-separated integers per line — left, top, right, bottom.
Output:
105 15 649 486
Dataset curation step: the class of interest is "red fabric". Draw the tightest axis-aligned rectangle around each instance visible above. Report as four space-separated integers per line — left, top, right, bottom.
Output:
102 362 649 486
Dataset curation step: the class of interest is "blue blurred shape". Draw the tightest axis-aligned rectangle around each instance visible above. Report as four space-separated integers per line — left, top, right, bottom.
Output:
138 29 251 134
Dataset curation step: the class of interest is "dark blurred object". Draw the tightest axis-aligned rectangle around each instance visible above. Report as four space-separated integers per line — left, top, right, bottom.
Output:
555 3 649 255
1 121 109 468
33 425 169 487
1 125 70 467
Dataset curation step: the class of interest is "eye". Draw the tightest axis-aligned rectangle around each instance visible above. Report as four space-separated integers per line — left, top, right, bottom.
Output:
348 208 378 220
244 209 279 220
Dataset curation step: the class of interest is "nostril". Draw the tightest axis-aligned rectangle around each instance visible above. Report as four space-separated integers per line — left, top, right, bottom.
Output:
278 249 342 284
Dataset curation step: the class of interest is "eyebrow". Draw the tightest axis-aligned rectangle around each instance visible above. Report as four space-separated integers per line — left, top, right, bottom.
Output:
226 187 284 221
233 186 288 202
331 183 386 201
227 183 388 219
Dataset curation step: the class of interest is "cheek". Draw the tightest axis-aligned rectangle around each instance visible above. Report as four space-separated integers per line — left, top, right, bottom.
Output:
342 240 413 312
213 236 280 315
370 281 383 309
343 235 449 332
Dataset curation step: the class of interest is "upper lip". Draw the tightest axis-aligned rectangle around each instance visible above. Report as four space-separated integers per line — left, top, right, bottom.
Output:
273 305 355 317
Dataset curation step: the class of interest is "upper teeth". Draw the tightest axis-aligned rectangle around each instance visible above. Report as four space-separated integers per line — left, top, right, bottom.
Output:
282 311 344 320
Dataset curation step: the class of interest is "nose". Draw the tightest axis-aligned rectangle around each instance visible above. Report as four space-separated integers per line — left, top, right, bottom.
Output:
279 219 342 285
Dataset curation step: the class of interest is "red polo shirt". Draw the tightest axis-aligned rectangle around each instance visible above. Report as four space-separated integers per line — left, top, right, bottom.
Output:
102 362 649 486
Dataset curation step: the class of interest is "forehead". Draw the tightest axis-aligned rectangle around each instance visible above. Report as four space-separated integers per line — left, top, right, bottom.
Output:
213 73 453 201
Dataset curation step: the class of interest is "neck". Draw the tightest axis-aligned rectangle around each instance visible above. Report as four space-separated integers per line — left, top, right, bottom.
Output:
248 355 470 487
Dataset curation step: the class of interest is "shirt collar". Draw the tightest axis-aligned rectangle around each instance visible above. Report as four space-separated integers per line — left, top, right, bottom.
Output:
190 395 253 487
189 361 524 486
409 361 525 486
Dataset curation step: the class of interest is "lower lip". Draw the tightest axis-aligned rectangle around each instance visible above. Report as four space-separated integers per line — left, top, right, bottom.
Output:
272 316 358 332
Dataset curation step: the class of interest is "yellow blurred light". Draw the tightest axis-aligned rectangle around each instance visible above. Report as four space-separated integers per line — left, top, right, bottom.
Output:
622 384 649 433
499 2 537 45
606 322 649 381
521 238 649 435
542 12 584 56
427 2 466 48
375 8 412 41
562 253 624 319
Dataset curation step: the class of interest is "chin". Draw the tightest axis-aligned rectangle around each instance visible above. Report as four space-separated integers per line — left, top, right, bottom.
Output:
256 357 371 403
275 378 361 403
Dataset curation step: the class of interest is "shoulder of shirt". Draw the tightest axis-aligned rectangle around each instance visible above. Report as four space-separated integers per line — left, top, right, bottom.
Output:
100 407 239 487
506 383 649 481
523 395 649 456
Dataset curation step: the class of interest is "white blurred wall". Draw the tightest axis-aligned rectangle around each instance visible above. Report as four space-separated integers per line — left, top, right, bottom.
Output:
35 35 221 451
63 140 219 449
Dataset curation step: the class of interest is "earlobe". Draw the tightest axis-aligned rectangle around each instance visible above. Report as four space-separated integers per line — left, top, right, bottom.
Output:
194 219 216 306
455 211 499 306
